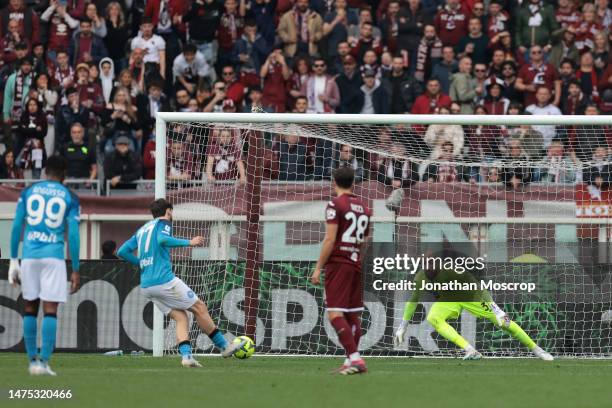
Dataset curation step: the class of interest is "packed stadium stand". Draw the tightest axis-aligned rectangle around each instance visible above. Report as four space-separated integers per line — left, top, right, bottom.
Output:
0 0 611 190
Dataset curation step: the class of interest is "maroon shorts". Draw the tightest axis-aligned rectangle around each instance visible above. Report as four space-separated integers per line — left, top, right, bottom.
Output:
324 262 363 312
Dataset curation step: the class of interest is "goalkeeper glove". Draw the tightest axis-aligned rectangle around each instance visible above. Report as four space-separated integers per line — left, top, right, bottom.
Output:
490 302 511 328
393 320 409 348
385 188 404 212
8 259 21 286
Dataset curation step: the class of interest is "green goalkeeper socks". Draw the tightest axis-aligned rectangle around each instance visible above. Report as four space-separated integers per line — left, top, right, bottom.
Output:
504 321 537 350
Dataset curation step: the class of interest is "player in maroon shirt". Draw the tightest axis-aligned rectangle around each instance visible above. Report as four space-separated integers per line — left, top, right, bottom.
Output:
310 166 371 375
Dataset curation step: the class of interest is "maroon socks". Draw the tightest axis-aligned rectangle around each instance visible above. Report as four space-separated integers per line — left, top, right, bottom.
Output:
331 316 358 356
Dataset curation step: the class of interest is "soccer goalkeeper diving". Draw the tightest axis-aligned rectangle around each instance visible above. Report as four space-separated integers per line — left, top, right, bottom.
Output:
393 261 554 361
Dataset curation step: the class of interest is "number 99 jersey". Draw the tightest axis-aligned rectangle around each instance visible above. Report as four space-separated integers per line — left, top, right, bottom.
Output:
15 180 80 261
325 193 371 267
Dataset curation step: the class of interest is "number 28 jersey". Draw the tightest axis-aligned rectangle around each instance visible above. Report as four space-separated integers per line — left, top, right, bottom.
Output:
325 193 371 267
14 180 80 261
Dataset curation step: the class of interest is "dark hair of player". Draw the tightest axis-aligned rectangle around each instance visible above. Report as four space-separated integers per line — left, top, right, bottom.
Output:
45 155 67 181
150 199 173 218
332 166 355 189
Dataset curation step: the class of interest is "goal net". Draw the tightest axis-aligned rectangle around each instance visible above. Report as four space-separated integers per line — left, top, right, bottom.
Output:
154 112 612 358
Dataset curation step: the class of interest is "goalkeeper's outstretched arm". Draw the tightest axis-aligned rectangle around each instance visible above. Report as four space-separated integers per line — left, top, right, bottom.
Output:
393 272 424 347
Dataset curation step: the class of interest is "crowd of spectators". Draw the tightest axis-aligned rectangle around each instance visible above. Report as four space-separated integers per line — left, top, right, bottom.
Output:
0 0 611 193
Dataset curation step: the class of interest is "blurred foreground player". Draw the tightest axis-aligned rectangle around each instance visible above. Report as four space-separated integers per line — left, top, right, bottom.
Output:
9 156 81 376
118 199 245 367
310 166 371 375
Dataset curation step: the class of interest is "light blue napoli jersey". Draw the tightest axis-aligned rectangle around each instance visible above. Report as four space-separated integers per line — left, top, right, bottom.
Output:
117 219 190 288
11 180 81 271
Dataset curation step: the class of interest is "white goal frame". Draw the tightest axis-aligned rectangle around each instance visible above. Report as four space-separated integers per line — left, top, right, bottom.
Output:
152 113 612 357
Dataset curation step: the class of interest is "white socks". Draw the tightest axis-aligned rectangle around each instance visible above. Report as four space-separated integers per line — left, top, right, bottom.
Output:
349 352 361 362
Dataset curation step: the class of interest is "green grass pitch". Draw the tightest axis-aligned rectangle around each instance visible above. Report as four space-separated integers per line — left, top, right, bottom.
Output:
1 353 611 408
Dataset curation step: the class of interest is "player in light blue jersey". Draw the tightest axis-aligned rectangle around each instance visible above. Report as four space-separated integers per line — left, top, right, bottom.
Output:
8 156 81 376
118 199 245 367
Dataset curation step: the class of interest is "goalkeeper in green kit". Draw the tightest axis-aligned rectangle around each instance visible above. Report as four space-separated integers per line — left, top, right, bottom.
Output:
393 263 554 361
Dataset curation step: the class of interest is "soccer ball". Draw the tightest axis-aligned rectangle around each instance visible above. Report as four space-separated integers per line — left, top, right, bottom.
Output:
232 336 255 359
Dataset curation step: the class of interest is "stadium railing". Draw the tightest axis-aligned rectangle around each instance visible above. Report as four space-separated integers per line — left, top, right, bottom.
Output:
0 178 591 198
0 179 101 195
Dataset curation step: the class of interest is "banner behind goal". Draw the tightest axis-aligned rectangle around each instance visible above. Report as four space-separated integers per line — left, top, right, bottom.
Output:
154 113 612 358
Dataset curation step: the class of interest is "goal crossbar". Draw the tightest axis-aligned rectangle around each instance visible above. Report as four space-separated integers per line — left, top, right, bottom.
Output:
156 113 612 127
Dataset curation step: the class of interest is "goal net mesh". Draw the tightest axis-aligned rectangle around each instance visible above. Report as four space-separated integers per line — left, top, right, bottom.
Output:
159 117 612 358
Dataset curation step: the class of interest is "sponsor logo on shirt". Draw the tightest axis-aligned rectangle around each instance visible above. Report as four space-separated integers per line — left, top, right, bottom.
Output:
140 257 154 268
27 231 59 243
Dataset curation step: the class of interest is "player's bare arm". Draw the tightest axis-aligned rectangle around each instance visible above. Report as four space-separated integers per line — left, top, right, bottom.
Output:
70 272 80 294
189 236 205 247
310 223 338 285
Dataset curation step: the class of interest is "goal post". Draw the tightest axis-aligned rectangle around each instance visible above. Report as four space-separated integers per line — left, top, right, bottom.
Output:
153 112 612 358
152 115 167 357
243 125 265 343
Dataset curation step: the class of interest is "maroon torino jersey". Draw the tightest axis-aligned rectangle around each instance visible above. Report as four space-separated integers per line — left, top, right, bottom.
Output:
325 193 371 267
